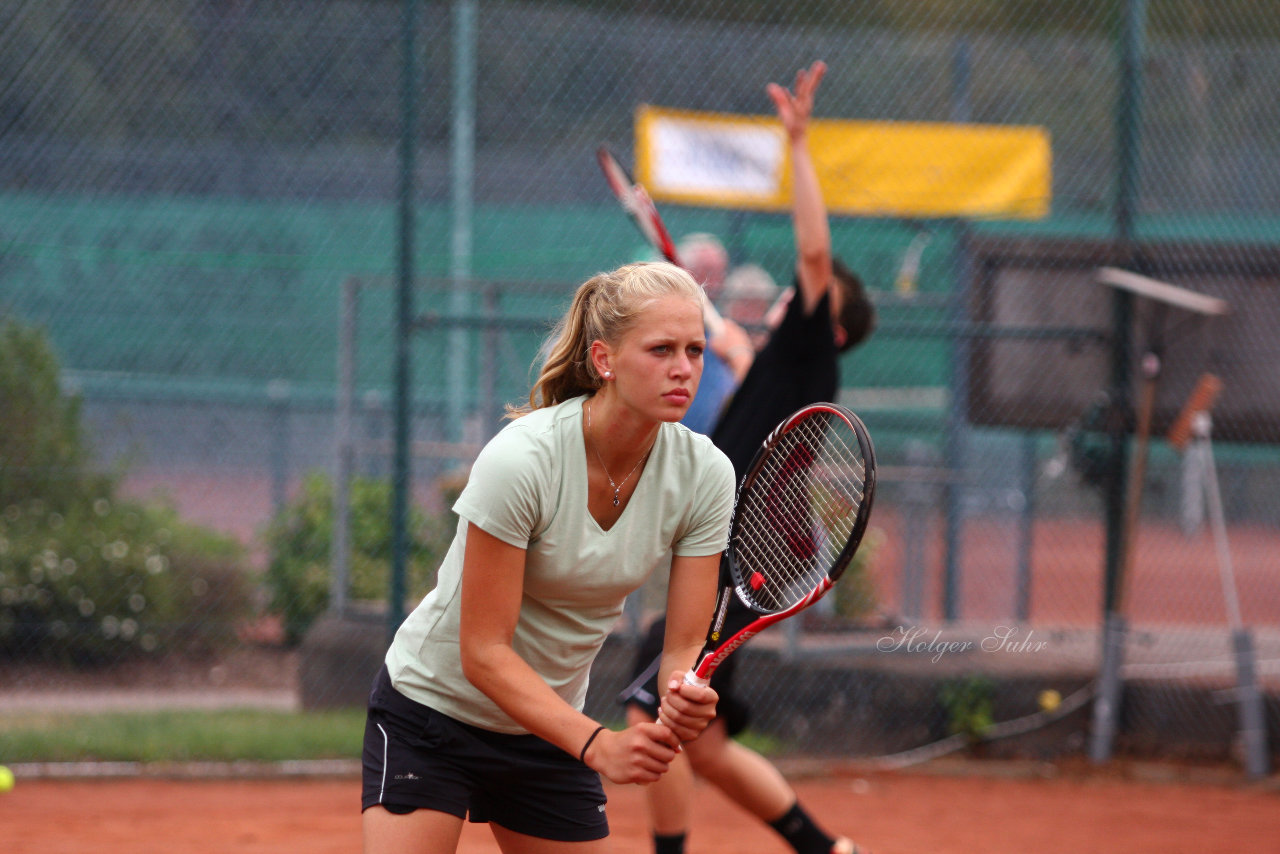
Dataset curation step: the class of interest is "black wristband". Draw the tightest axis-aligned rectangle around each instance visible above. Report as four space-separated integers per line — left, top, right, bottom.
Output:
578 725 607 764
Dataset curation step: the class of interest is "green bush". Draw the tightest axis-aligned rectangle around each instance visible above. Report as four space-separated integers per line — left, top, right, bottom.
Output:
0 491 253 664
0 318 90 508
0 315 253 664
938 675 996 741
829 525 883 620
263 472 456 645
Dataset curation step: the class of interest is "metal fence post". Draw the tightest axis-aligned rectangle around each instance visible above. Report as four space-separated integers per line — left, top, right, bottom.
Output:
332 278 359 618
1092 0 1147 765
390 0 420 643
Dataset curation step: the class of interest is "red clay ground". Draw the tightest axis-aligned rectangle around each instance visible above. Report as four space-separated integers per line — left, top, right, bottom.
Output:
5 763 1277 854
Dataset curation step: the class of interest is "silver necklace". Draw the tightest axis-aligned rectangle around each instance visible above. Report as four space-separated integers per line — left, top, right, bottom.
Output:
586 400 651 507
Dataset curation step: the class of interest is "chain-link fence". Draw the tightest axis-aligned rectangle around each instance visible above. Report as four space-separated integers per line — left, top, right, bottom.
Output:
2 0 1278 772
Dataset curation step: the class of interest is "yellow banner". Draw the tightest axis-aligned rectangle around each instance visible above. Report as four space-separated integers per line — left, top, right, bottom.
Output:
635 104 1051 220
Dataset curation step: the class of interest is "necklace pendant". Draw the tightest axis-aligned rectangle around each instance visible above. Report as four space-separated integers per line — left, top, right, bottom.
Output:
612 494 620 507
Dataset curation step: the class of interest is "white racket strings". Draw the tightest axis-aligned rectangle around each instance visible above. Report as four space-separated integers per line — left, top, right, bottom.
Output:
733 412 868 612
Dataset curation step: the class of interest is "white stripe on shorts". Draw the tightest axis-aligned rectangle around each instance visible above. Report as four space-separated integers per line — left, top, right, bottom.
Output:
376 723 389 803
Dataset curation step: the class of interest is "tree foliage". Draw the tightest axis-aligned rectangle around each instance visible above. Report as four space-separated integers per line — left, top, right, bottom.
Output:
0 318 90 509
263 472 457 645
0 316 252 664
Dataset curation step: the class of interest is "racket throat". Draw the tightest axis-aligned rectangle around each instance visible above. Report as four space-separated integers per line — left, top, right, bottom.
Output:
693 579 831 680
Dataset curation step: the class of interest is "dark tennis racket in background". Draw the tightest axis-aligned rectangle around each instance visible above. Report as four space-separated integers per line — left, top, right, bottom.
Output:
596 146 725 336
686 402 876 685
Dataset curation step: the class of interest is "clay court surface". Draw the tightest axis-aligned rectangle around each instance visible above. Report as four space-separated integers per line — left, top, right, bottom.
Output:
5 476 1270 853
5 763 1277 854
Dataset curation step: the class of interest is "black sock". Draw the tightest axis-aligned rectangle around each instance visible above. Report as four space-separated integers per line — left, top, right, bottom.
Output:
654 832 686 854
768 801 836 854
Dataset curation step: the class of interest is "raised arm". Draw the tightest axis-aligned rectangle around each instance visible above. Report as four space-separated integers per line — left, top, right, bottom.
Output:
766 61 832 315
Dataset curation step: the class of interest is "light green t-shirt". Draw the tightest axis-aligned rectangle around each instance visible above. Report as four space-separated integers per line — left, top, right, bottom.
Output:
385 395 736 733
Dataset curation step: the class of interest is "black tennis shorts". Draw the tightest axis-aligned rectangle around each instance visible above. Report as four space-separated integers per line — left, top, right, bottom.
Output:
616 617 750 736
361 664 609 842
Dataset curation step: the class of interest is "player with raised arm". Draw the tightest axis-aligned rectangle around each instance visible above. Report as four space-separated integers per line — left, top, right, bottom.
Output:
621 61 878 854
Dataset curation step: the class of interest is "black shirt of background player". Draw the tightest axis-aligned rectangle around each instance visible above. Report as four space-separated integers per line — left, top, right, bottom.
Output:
710 283 839 481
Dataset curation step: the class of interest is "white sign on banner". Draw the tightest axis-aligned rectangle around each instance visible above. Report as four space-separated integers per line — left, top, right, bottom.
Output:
646 115 785 201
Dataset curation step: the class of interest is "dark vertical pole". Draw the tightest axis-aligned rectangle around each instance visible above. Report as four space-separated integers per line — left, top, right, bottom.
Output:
390 0 419 645
449 0 477 452
1092 0 1146 766
1105 0 1145 616
332 280 358 618
942 37 973 621
1014 433 1036 621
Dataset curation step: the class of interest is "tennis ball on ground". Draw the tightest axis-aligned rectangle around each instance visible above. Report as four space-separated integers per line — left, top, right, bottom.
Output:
0 765 14 793
1037 689 1062 712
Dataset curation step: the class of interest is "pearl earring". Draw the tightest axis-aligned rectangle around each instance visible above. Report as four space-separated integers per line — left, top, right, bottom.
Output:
602 371 612 379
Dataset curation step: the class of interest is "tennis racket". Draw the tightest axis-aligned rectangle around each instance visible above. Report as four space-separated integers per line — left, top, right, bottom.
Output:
686 401 876 685
596 146 725 336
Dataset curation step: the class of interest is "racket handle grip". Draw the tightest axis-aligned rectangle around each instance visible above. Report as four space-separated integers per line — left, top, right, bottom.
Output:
683 670 709 688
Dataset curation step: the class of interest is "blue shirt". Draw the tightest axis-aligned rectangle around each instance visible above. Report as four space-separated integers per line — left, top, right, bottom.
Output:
681 347 736 435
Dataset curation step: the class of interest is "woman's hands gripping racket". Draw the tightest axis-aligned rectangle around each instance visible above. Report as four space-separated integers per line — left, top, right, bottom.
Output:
596 147 725 336
686 402 877 685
